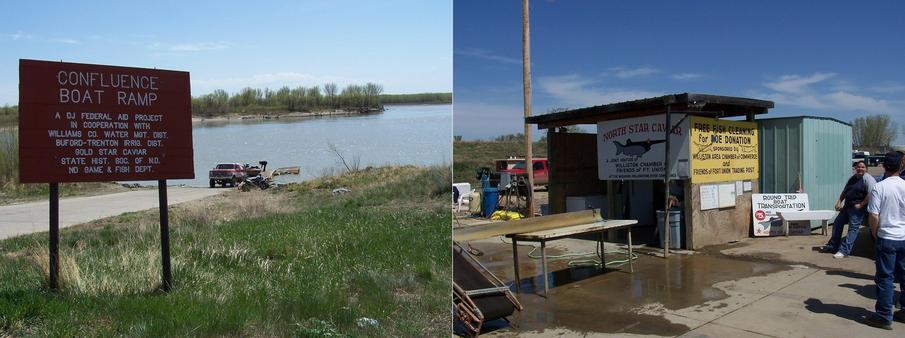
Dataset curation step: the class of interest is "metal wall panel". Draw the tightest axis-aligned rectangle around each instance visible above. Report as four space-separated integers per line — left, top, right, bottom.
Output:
759 116 851 212
801 118 852 211
759 117 802 195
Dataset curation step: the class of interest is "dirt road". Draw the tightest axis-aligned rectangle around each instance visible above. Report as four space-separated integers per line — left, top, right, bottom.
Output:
0 187 225 240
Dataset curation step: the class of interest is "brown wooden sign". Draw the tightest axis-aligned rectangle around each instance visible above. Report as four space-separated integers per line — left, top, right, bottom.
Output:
18 59 194 183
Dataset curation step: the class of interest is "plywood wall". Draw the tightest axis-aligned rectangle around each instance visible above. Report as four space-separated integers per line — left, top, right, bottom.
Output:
548 131 607 214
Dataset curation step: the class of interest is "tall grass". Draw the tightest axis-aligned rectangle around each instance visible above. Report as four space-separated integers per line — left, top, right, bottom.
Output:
0 129 17 189
0 165 451 336
0 129 126 203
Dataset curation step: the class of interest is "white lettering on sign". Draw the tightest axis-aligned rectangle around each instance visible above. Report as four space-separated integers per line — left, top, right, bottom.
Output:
59 88 104 104
117 91 158 106
42 107 170 178
17 60 193 183
751 194 811 236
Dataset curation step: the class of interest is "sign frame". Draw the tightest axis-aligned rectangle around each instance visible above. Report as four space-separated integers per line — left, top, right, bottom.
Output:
18 59 194 183
18 59 190 291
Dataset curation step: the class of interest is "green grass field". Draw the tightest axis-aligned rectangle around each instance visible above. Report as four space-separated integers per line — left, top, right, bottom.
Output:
452 140 547 187
0 165 451 337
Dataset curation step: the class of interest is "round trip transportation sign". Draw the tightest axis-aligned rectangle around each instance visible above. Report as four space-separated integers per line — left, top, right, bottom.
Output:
18 59 194 183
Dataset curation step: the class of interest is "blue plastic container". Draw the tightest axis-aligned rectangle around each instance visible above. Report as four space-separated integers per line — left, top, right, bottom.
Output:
480 174 498 218
656 210 682 249
482 187 499 218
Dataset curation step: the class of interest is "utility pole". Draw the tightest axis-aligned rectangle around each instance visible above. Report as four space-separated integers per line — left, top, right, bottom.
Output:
522 0 535 217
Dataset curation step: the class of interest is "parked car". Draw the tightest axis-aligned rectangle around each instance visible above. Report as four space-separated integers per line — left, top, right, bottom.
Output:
494 158 549 188
209 163 247 188
866 155 883 167
851 151 869 165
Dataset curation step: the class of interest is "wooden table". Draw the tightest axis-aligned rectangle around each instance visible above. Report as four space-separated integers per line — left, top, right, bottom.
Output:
506 219 637 296
777 210 837 236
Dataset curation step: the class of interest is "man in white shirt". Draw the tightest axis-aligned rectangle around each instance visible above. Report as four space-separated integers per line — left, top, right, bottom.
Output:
865 151 905 330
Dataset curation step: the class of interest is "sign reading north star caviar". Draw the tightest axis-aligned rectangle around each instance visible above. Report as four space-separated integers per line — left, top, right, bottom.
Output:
18 59 194 183
597 114 691 180
689 116 758 184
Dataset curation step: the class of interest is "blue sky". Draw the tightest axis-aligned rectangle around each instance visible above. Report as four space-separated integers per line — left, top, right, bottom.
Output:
454 1 905 141
0 0 452 106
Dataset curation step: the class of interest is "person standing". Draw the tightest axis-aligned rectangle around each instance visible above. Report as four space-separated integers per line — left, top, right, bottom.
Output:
824 161 876 258
879 150 905 181
865 152 905 329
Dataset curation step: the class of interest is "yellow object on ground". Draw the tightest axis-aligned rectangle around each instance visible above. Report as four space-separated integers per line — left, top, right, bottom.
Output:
490 210 523 221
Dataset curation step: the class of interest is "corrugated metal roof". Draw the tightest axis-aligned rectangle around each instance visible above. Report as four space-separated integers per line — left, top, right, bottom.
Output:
526 93 774 129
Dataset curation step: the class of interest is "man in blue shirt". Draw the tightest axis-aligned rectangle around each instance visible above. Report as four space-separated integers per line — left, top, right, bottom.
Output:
824 161 876 258
865 151 905 329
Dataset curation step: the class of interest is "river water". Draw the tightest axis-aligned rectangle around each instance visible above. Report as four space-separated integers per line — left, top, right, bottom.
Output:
169 104 450 187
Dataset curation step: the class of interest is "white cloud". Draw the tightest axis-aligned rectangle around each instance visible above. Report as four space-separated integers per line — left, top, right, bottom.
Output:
869 82 905 93
9 32 32 40
757 91 890 113
608 66 660 79
148 41 230 52
5 32 78 44
824 91 890 112
51 38 79 44
170 42 230 51
672 73 703 80
764 72 836 94
455 47 521 65
758 73 900 115
538 74 661 107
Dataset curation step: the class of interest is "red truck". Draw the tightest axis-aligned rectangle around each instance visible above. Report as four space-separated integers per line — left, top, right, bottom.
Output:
494 158 549 187
209 163 247 188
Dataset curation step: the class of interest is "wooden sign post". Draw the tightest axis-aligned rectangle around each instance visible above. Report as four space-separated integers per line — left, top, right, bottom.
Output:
18 59 193 290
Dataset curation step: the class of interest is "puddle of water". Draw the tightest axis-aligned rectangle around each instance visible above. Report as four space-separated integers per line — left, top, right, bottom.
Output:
465 240 790 336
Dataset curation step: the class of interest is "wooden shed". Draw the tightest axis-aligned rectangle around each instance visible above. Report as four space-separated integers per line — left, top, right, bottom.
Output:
526 93 774 249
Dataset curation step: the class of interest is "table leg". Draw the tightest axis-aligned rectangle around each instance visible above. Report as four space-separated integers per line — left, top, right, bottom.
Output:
599 231 606 269
512 238 520 294
541 240 548 296
628 227 634 273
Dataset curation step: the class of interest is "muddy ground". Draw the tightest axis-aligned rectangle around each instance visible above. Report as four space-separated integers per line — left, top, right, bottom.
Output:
454 213 903 337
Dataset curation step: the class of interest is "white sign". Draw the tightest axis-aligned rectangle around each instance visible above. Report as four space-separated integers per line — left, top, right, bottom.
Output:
752 194 810 236
718 183 736 208
700 184 719 210
743 180 752 192
597 114 690 180
735 181 744 196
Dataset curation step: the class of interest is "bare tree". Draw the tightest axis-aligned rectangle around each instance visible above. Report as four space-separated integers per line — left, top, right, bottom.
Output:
323 83 338 109
326 140 361 173
901 124 905 145
853 114 897 150
364 82 383 108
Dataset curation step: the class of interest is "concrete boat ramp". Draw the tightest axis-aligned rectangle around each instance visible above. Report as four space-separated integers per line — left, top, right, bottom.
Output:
0 187 225 240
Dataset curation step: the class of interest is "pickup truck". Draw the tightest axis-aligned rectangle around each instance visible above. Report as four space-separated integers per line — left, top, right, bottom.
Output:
209 163 247 188
494 158 549 187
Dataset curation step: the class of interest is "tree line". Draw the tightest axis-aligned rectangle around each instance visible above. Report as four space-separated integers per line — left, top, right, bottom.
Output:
852 114 901 151
191 83 451 117
0 105 16 117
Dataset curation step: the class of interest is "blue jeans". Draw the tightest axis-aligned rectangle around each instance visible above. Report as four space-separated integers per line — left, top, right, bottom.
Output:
825 206 865 255
874 237 905 322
